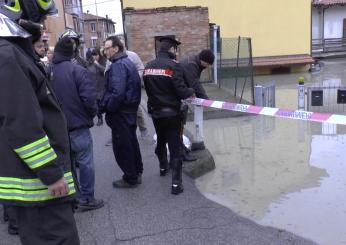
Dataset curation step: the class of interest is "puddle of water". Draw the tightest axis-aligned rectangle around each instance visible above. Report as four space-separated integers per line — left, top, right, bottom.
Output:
189 116 346 245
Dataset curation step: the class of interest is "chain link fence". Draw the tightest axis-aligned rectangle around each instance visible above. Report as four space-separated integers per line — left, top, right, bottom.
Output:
217 37 254 104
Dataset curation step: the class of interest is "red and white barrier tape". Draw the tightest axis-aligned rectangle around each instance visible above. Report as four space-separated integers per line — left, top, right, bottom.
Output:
186 98 346 125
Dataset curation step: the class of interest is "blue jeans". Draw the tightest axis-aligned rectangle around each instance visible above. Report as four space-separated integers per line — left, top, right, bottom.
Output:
69 128 95 202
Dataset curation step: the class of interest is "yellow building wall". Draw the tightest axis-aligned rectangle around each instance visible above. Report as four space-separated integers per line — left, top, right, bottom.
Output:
123 0 311 58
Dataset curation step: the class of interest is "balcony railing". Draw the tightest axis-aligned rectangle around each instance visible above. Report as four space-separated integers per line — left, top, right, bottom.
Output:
312 38 346 56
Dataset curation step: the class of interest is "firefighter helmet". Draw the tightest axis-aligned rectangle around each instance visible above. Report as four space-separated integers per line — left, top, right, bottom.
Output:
0 12 30 38
60 28 82 46
0 0 57 23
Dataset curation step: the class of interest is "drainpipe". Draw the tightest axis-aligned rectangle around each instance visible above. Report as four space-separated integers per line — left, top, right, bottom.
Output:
120 0 128 48
322 7 325 52
62 2 67 29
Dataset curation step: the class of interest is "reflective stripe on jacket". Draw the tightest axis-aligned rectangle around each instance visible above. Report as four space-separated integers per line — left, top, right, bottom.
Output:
0 172 75 202
0 38 76 207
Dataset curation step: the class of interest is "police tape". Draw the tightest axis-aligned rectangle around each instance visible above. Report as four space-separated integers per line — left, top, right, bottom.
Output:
186 98 346 125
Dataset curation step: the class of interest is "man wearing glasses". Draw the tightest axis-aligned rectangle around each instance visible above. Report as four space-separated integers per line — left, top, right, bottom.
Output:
100 36 143 188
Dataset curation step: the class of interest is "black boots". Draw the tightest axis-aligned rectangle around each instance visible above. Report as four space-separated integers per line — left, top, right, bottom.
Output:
156 152 183 195
159 158 169 176
171 158 184 195
156 150 169 176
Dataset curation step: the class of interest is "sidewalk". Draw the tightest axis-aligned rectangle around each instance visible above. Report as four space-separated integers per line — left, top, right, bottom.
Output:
0 99 316 245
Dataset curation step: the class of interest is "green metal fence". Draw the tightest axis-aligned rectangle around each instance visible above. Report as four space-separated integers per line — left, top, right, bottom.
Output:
217 37 254 104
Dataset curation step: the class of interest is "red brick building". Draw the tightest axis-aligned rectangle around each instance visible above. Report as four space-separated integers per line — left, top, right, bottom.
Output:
83 12 116 49
124 6 210 64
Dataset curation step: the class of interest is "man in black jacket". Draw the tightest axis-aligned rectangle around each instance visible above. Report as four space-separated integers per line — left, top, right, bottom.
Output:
52 37 104 212
0 1 79 244
181 49 215 99
143 37 194 195
179 49 215 159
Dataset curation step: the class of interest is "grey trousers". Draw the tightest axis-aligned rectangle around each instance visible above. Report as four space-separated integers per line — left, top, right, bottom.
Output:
137 106 147 132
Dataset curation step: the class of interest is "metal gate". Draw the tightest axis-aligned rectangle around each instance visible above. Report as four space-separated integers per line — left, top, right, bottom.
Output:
254 81 276 107
306 85 346 114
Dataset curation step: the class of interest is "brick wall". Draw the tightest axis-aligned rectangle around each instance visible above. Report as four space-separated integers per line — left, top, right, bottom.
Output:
124 6 210 65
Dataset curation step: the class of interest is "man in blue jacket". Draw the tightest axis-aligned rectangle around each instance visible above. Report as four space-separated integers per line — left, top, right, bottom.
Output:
101 36 143 187
52 37 104 211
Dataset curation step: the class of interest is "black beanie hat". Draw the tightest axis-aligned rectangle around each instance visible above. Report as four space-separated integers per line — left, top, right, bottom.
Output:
54 37 74 58
199 49 215 65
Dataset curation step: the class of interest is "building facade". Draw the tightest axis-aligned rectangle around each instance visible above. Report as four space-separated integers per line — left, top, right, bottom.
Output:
124 6 209 64
312 0 346 57
63 0 84 36
123 0 313 73
44 0 66 48
44 0 85 49
83 12 116 49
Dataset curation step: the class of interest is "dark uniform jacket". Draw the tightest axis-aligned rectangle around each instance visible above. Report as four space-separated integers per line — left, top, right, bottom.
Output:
143 51 194 117
180 55 209 99
0 38 76 207
52 53 97 132
100 52 141 114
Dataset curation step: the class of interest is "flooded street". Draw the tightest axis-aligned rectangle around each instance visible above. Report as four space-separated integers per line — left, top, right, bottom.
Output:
189 58 346 245
253 58 346 111
189 116 346 245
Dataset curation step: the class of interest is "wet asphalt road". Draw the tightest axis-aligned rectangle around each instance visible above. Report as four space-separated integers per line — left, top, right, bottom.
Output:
0 104 316 245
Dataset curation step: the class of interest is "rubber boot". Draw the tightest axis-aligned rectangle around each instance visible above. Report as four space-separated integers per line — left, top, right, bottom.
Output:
171 158 184 195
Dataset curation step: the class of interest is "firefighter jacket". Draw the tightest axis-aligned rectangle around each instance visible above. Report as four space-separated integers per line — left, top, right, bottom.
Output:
0 38 76 207
143 51 194 116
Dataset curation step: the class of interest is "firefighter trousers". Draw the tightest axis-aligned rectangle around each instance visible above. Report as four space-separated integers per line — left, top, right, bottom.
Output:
14 203 80 245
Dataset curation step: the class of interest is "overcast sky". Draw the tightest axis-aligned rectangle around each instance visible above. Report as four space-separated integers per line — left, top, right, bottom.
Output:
83 0 123 34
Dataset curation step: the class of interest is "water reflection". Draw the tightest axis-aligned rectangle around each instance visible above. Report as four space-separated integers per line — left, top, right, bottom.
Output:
192 115 346 245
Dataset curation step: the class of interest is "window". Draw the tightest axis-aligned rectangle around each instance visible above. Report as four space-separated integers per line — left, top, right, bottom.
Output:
64 0 72 5
73 17 79 33
91 22 96 32
91 38 97 48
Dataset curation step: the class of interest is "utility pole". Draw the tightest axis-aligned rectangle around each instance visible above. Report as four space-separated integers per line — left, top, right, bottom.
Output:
120 0 127 48
95 0 100 46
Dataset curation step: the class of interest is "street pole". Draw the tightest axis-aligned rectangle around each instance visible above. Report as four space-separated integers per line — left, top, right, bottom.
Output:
95 0 99 46
120 0 128 48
